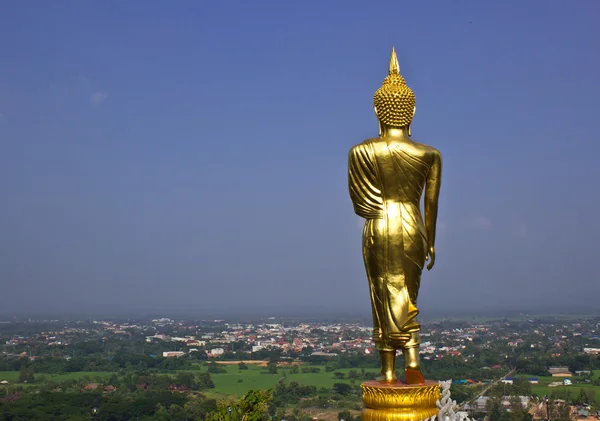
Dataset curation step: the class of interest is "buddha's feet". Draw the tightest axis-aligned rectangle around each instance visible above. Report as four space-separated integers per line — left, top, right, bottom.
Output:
403 368 425 385
376 373 397 383
377 350 397 383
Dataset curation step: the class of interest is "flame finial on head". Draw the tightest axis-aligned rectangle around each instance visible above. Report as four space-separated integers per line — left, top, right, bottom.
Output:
374 47 416 128
389 47 400 75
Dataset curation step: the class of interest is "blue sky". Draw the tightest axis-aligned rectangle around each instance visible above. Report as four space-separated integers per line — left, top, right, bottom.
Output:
1 0 599 316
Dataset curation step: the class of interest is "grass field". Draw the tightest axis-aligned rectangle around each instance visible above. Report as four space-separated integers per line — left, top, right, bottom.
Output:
197 365 378 397
12 364 600 401
513 371 600 398
0 365 375 397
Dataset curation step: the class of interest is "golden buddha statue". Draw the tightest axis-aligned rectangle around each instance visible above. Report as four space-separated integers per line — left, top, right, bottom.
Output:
348 48 442 385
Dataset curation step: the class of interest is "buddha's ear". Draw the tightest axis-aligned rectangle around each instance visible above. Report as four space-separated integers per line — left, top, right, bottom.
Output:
374 107 382 136
408 105 416 137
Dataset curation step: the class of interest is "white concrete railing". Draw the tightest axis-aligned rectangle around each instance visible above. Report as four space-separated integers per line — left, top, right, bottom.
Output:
421 380 472 421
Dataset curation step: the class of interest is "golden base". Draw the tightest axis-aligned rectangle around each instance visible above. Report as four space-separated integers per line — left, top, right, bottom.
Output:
361 380 440 421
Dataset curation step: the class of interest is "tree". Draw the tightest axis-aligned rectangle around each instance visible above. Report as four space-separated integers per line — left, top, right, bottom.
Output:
513 378 532 396
207 361 227 374
239 389 273 421
184 397 218 420
155 404 171 421
333 383 352 395
168 404 187 421
575 388 590 405
175 372 195 389
268 362 278 374
196 373 215 389
338 410 354 421
272 380 318 407
509 396 527 421
19 361 34 383
206 389 272 421
238 362 249 370
290 364 299 374
449 385 471 403
553 401 571 421
301 346 314 356
486 397 506 421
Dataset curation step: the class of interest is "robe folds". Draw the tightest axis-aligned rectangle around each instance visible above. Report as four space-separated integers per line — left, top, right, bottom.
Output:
348 138 431 351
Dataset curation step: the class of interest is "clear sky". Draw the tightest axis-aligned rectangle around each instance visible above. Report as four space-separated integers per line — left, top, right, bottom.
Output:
1 0 599 317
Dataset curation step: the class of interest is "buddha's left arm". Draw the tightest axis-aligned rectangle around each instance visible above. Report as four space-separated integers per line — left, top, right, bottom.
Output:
424 150 442 251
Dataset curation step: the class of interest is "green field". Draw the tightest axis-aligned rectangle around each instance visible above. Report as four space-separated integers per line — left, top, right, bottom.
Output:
15 364 600 400
514 371 600 398
197 365 377 397
3 366 600 401
0 365 375 397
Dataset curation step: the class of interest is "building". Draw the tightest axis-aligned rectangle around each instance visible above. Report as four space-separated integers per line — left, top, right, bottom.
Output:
474 396 530 413
548 367 572 377
502 396 530 410
209 348 224 357
529 378 539 384
162 351 185 358
475 396 489 412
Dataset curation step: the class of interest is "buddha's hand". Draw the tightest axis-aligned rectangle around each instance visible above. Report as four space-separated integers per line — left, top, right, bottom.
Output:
426 246 435 270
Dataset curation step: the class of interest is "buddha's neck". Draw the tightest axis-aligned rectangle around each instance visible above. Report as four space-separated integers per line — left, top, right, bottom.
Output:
381 126 410 139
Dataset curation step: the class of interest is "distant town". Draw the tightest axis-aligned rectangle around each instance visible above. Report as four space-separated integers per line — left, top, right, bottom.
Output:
1 314 600 421
4 315 599 360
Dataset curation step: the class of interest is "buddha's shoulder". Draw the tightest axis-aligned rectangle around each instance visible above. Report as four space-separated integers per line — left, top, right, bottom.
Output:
410 139 441 158
349 138 378 155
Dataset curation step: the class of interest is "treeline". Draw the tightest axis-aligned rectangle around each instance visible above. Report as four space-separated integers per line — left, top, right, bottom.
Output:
0 389 216 421
299 353 378 369
6 370 216 394
0 354 198 376
514 352 600 376
271 380 318 407
487 378 533 398
0 384 331 421
484 396 535 421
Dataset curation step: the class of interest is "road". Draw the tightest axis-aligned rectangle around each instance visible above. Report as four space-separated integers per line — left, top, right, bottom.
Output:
458 369 517 411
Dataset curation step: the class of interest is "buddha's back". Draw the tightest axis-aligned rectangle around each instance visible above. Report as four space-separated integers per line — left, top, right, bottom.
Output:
374 137 437 207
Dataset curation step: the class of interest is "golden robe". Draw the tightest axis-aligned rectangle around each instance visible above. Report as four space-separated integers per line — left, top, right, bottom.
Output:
348 138 431 351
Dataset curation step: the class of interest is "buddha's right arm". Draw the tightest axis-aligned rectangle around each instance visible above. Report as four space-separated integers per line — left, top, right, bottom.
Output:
348 145 383 219
424 150 442 250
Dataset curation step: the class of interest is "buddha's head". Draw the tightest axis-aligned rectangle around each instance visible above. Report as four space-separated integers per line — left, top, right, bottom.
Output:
374 48 416 132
